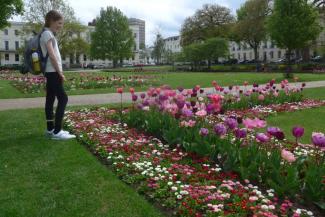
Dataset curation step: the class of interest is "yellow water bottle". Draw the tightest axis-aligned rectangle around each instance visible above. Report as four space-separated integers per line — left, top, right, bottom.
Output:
32 52 41 74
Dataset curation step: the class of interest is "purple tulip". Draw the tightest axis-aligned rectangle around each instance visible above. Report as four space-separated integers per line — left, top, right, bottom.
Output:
140 93 146 99
235 128 247 139
190 101 196 107
267 127 285 140
142 100 149 107
177 86 184 93
159 95 168 102
176 100 185 109
312 132 325 148
292 126 304 138
256 133 270 143
225 117 238 130
132 94 138 102
182 109 193 117
199 128 209 137
214 123 227 136
206 104 214 114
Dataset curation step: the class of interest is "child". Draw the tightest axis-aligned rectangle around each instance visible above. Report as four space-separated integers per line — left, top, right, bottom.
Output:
40 10 75 140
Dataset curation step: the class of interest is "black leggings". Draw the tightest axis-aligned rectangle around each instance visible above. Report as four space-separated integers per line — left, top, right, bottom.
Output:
45 72 68 134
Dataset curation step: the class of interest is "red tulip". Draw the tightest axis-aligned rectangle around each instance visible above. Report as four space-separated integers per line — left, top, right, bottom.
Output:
129 88 135 94
117 88 123 94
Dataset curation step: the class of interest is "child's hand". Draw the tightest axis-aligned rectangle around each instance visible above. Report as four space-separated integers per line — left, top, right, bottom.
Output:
58 72 66 82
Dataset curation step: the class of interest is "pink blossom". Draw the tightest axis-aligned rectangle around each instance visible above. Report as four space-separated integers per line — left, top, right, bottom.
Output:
243 118 267 129
281 149 296 163
195 110 207 117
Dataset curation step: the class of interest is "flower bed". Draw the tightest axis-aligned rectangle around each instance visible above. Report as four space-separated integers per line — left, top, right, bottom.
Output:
0 72 161 94
65 108 318 217
120 80 324 212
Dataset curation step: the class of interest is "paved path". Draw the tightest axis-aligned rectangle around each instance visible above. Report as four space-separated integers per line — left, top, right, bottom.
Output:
1 80 325 111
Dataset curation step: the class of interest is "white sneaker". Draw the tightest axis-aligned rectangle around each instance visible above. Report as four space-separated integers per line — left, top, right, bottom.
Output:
52 130 76 140
45 129 54 137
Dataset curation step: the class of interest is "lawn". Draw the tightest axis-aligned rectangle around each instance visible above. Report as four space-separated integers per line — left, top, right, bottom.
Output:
1 71 325 99
0 108 164 217
266 106 325 144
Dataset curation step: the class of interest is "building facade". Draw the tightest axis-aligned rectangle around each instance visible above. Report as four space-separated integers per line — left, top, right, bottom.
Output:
164 36 181 53
0 22 26 66
0 18 146 67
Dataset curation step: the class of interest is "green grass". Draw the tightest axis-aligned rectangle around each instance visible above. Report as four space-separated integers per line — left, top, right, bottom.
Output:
1 71 325 99
0 108 165 217
302 86 325 100
266 106 325 144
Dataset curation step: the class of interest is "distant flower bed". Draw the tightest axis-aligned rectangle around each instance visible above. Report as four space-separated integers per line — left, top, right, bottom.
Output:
0 72 161 94
65 108 319 217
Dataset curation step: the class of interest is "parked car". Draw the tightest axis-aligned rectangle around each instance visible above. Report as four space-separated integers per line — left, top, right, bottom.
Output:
222 59 238 65
122 63 133 67
86 63 97 69
311 55 322 62
96 64 106 69
238 60 249 64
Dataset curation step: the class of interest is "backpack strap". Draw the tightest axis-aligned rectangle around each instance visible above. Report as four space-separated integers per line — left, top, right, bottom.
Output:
39 28 50 74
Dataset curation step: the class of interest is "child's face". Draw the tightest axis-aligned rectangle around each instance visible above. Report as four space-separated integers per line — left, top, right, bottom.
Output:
51 19 64 33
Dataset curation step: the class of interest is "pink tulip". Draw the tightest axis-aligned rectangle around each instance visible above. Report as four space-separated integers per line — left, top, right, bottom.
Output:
243 118 266 129
195 110 207 117
281 149 296 163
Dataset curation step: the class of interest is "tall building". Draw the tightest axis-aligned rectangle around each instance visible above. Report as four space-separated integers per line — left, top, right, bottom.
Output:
128 18 145 48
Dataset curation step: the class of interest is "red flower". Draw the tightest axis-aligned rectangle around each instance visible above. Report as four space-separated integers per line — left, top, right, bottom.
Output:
117 87 123 94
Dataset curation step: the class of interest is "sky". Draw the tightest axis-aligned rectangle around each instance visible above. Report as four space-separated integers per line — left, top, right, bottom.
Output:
66 0 246 45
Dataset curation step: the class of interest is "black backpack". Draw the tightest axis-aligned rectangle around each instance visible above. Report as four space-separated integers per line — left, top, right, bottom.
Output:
21 29 49 75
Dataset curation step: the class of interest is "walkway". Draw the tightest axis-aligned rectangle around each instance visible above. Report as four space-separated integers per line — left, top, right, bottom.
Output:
1 80 325 111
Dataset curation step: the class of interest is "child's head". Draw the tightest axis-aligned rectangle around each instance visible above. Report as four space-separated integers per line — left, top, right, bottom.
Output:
45 10 64 33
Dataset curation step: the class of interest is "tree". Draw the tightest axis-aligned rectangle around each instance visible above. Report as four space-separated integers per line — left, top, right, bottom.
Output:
202 38 229 69
90 7 134 68
151 33 165 64
180 4 235 46
23 0 89 60
267 0 322 77
234 0 270 62
0 0 24 29
182 43 205 70
181 38 228 71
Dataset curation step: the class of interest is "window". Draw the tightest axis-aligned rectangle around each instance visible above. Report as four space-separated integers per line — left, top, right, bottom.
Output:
249 52 252 59
244 53 247 60
270 42 275 48
270 51 274 59
134 33 137 38
278 50 282 58
15 30 19 36
83 54 87 61
238 53 241 60
5 54 9 61
134 45 137 51
4 29 8 35
232 47 235 51
263 52 267 61
237 44 241 51
15 41 19 50
15 54 19 62
5 41 9 50
263 41 268 49
132 56 135 61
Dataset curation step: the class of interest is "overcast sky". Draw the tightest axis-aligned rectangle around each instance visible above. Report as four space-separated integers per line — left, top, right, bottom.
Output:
13 0 245 45
66 0 246 45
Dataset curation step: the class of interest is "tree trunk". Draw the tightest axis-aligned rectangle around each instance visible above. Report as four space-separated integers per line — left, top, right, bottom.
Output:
254 46 260 72
285 49 293 78
208 60 211 71
113 59 118 68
